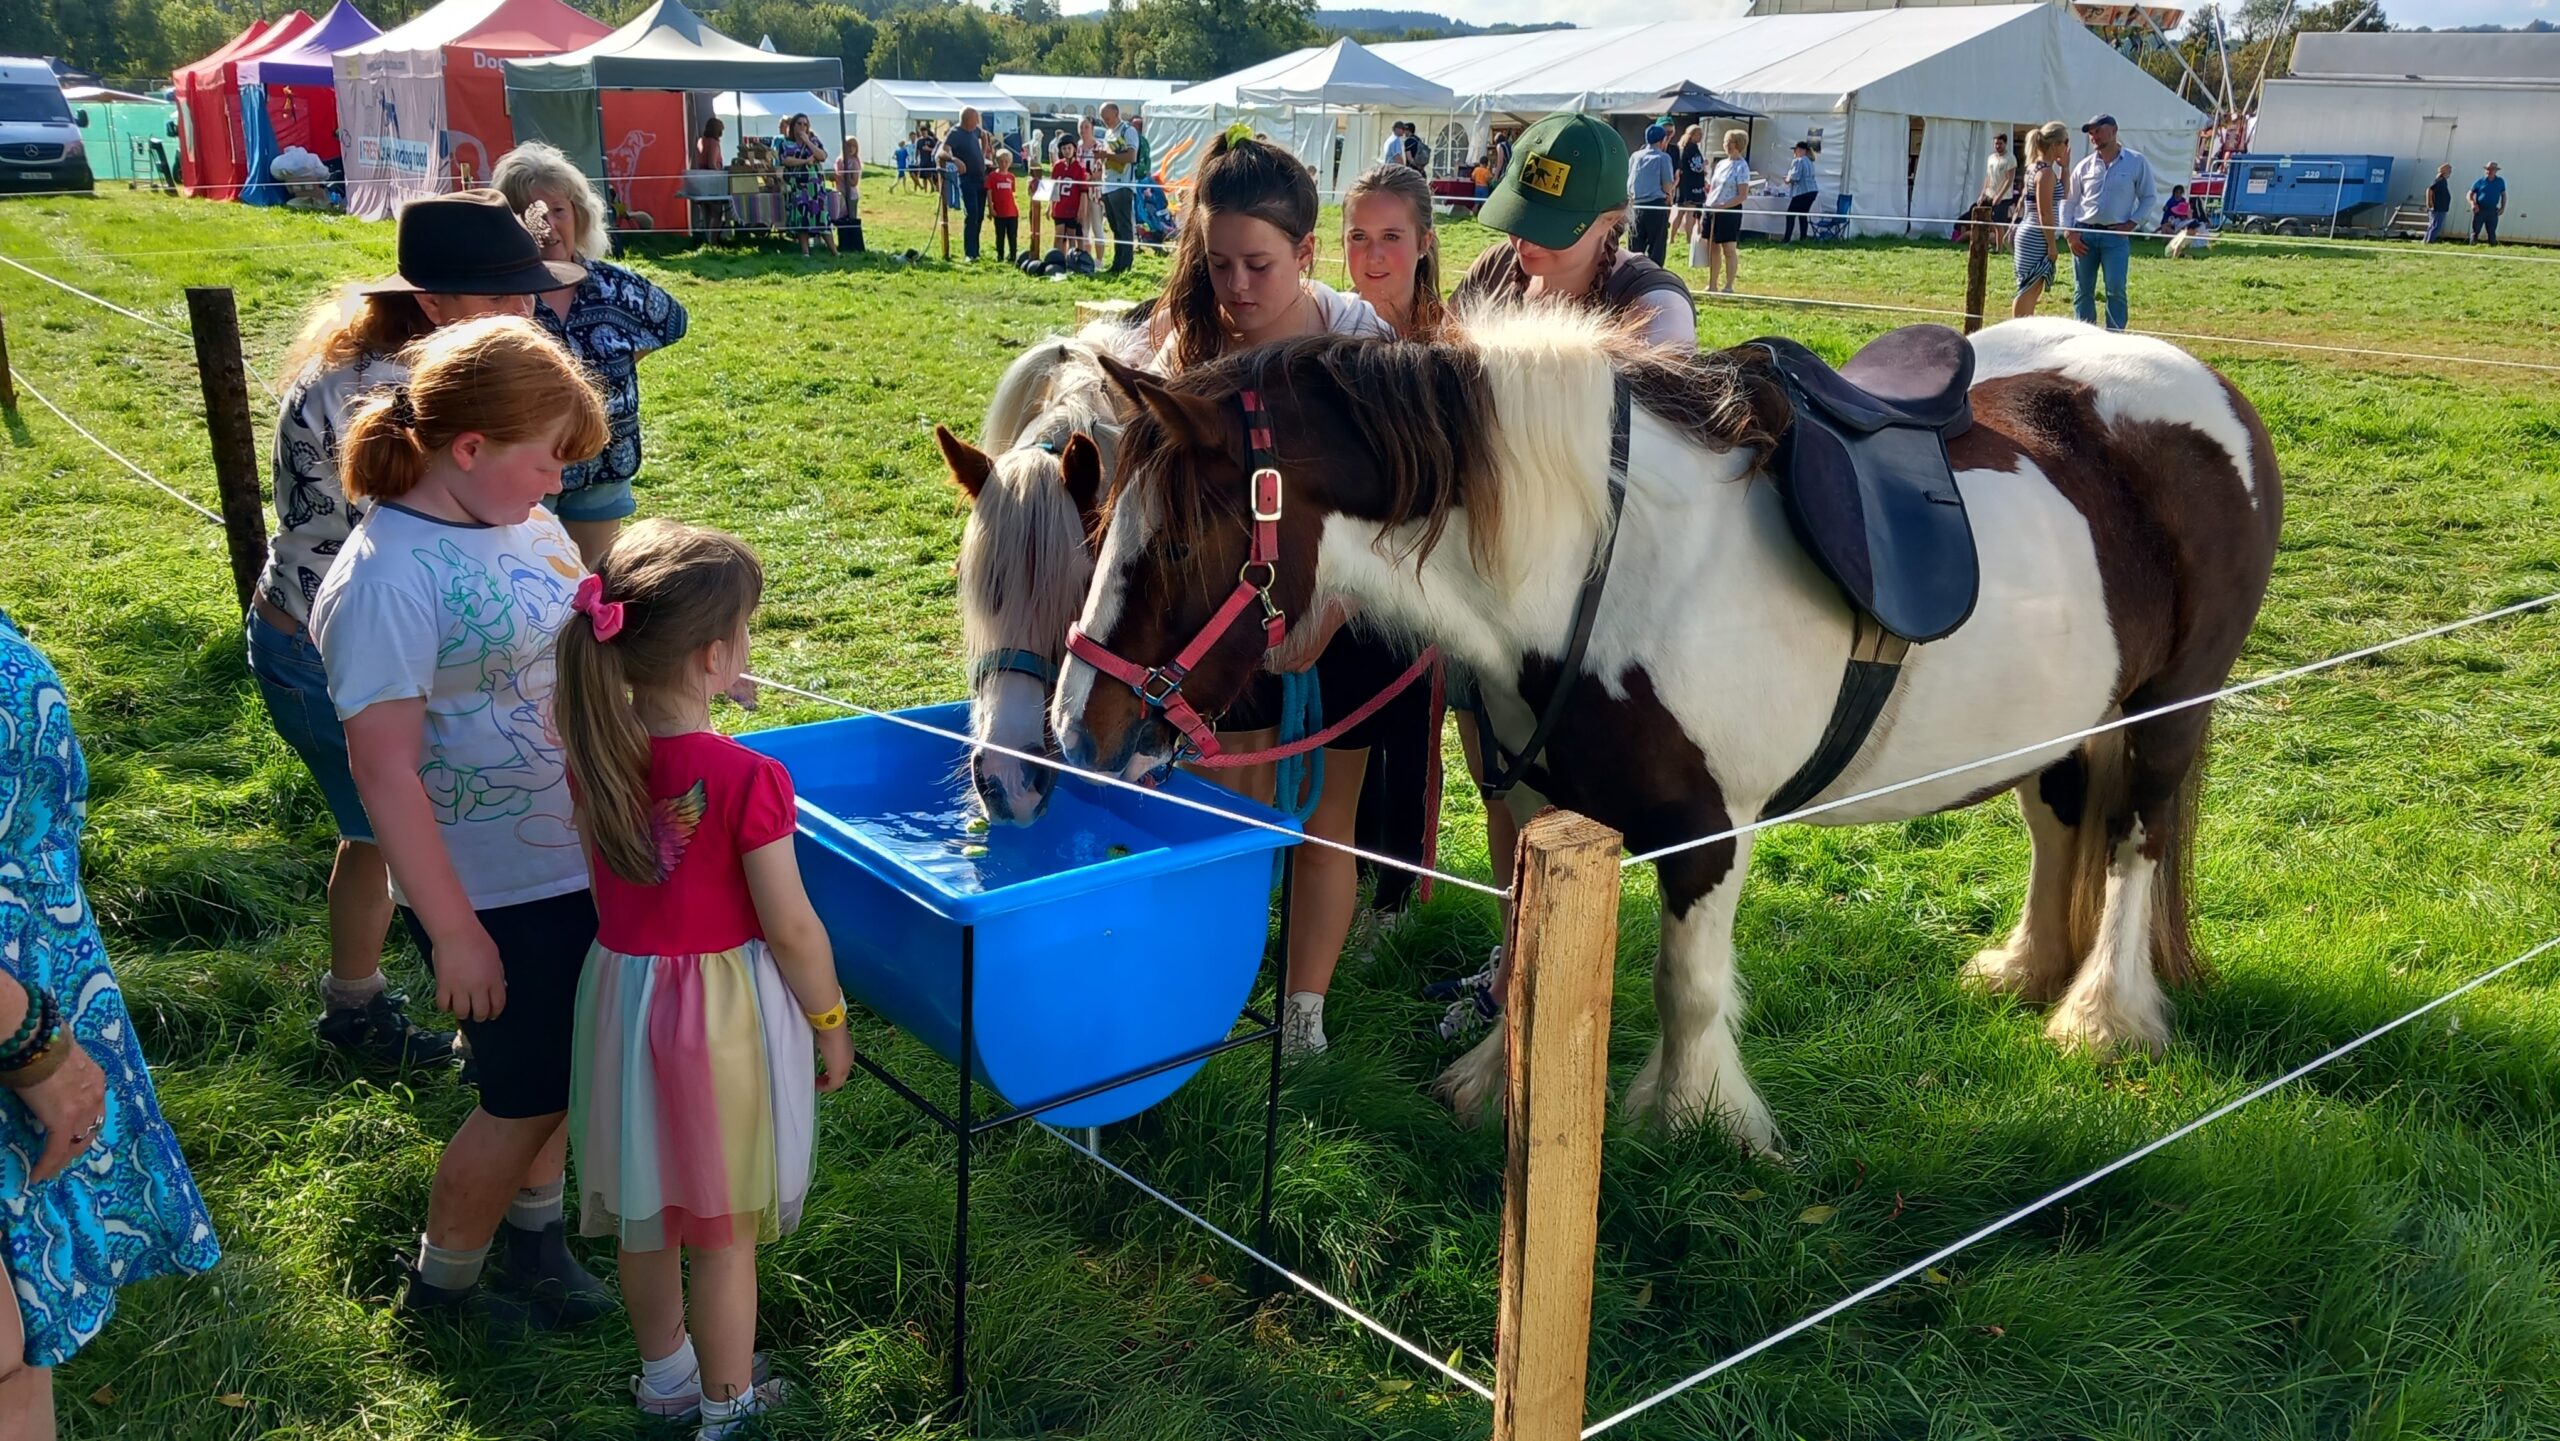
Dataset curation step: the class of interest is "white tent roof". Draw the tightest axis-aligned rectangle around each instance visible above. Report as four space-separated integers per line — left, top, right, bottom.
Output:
991 73 1188 111
1235 37 1454 110
853 78 1021 118
714 88 840 124
1157 5 2194 130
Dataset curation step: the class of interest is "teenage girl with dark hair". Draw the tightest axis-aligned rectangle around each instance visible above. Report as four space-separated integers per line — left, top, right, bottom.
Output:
1146 128 1402 1058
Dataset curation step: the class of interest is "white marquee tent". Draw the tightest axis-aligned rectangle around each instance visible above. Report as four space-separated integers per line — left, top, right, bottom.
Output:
848 78 1025 166
710 37 843 142
1236 38 1455 192
1149 4 2200 233
990 73 1189 114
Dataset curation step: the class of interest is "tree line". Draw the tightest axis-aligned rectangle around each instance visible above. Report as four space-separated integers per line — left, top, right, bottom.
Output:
22 0 1322 93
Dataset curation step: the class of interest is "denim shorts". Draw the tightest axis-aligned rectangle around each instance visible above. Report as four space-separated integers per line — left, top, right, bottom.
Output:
547 477 636 524
245 609 374 843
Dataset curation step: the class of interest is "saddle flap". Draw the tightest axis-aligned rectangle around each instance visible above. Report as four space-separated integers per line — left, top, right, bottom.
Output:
1774 399 1981 645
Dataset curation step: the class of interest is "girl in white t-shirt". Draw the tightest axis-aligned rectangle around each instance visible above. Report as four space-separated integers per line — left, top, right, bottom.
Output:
1700 128 1753 295
1147 127 1396 1059
309 316 616 1336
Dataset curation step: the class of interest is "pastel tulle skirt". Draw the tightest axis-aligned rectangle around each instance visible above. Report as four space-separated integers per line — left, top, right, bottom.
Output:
568 940 815 1251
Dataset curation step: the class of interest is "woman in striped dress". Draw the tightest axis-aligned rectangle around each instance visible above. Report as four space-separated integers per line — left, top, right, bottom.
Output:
2011 121 2068 317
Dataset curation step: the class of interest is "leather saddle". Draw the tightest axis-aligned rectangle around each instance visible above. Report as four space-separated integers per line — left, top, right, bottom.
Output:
1754 326 1982 644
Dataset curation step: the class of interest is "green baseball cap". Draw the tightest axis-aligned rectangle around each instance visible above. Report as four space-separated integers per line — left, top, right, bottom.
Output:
1480 112 1629 250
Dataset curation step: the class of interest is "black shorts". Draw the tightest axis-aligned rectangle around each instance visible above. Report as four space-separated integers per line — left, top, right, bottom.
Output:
1314 629 1422 754
400 889 596 1120
1991 195 2018 225
1707 208 1743 243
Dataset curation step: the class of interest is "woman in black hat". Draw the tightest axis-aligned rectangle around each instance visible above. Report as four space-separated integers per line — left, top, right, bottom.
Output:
245 190 585 1080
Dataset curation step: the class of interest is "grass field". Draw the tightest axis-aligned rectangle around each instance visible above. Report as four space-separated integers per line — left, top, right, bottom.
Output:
3 178 2560 1440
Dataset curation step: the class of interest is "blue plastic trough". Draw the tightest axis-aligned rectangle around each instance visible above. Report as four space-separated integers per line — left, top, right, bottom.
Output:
739 703 1300 1128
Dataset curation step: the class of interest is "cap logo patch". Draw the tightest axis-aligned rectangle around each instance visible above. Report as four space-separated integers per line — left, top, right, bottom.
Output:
1521 154 1572 197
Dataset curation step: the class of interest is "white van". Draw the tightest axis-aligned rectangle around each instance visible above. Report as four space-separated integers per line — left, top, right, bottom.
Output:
0 57 94 196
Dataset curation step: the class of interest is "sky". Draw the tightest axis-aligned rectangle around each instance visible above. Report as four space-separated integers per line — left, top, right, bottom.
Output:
1056 0 2552 31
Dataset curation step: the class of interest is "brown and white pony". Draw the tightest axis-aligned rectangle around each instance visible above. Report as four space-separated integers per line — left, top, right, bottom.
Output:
1054 310 2282 1152
936 332 1125 823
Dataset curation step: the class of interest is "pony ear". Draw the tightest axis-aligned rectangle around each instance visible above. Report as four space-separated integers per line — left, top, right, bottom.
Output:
1059 431 1103 518
1095 352 1227 452
935 424 993 501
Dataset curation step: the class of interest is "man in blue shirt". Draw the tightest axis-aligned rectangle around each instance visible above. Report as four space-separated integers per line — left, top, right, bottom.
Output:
1627 124 1675 264
2470 162 2506 245
2063 113 2157 332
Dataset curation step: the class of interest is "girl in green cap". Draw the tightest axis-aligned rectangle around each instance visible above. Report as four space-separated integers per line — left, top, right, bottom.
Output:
1452 110 1696 351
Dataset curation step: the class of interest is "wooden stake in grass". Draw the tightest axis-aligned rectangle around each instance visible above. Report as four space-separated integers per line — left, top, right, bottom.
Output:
0 299 16 411
1964 198 1992 334
1493 809 1624 1441
185 286 267 613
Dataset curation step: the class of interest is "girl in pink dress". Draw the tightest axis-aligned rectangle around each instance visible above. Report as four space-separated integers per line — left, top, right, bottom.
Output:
555 519 854 1439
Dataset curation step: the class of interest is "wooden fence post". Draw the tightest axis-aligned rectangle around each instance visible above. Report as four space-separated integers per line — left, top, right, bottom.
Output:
1492 809 1624 1441
184 287 267 614
0 301 16 412
1963 199 1992 334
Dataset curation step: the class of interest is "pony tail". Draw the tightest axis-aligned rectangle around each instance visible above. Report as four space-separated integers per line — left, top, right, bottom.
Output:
554 612 659 886
340 387 429 501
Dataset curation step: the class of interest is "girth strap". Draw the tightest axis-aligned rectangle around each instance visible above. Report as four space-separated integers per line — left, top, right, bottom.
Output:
1760 613 1908 822
1474 377 1632 802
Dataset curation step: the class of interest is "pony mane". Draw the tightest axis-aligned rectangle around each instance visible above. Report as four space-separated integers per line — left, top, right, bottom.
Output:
1106 306 1785 585
962 332 1132 663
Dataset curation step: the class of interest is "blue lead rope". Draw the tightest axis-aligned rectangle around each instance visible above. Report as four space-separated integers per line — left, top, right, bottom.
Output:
1271 670 1324 883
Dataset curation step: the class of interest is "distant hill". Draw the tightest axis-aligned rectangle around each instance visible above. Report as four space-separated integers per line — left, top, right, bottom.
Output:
1316 9 1575 39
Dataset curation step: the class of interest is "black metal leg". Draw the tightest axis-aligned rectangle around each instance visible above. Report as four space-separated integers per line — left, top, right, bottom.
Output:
953 926 975 1409
1257 851 1295 1284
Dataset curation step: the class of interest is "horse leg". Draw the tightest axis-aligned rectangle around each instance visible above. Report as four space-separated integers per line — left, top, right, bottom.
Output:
1623 838 1775 1156
1961 758 2084 1003
2046 715 2208 1058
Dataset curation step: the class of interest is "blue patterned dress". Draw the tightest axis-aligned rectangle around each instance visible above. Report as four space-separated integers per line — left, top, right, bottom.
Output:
0 614 219 1366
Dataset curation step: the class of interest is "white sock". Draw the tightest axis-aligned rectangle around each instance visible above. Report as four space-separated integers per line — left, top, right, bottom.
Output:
323 970 387 1009
415 1235 488 1290
639 1334 698 1398
1285 991 1327 1047
506 1178 565 1231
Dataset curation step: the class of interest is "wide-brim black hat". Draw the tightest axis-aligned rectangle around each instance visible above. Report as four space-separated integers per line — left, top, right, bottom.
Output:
362 188 587 297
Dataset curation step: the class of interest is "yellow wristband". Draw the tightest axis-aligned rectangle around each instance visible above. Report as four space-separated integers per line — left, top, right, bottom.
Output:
804 1000 847 1032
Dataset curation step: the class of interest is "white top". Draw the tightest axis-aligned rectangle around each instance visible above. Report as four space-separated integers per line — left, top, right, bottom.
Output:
262 351 408 626
1147 279 1392 372
310 503 591 910
1705 156 1750 208
1982 148 2018 200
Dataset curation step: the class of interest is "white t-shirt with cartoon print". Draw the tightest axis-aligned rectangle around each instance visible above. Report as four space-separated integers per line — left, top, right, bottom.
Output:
309 502 590 910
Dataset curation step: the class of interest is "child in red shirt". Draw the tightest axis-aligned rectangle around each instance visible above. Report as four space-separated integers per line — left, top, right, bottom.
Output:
989 148 1020 264
554 519 853 1437
1049 137 1089 261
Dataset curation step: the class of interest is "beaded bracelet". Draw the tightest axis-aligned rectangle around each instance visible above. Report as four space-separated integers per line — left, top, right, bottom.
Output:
0 986 60 1073
0 993 64 1085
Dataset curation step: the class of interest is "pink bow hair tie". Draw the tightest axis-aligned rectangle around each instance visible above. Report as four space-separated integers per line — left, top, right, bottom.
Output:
573 573 626 642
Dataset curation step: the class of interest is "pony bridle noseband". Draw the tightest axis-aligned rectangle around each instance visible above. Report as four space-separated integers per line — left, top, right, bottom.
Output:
1065 389 1289 762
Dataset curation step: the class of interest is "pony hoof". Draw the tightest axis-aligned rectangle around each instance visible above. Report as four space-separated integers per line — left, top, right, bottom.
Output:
2045 997 2169 1060
1960 945 2068 1004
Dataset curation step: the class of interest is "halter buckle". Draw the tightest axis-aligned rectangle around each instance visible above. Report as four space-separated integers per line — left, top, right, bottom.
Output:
1139 668 1185 705
1250 468 1284 522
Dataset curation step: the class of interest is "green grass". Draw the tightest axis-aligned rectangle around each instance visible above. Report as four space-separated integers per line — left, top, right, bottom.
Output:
3 183 2560 1440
